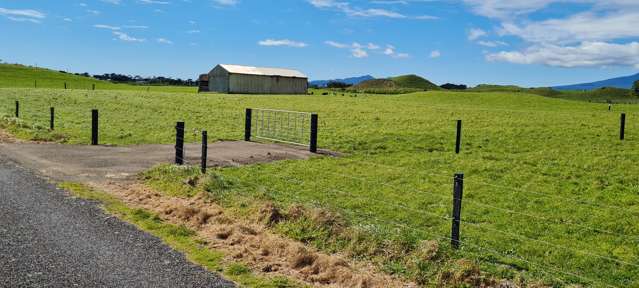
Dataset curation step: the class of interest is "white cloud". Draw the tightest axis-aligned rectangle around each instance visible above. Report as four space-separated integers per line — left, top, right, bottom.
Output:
487 41 639 68
308 0 406 18
477 40 508 47
352 47 368 58
63 17 72 22
186 29 200 34
156 38 173 44
430 50 441 58
94 24 121 30
87 9 101 15
258 39 308 48
212 0 239 6
101 0 122 4
468 28 486 41
139 0 170 4
498 11 639 44
124 25 149 29
113 31 145 42
466 1 639 69
325 40 348 48
367 43 380 50
383 45 395 55
0 7 45 23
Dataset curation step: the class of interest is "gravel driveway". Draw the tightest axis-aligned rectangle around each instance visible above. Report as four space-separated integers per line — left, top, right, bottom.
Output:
0 155 235 288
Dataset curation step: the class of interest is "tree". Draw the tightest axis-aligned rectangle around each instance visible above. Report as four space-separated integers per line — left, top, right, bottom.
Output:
327 81 351 89
633 80 639 97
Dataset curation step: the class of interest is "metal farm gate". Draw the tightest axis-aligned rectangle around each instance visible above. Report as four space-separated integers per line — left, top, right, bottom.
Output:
244 108 318 153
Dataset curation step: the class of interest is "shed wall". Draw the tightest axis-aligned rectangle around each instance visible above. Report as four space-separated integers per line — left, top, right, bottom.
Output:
228 74 307 94
208 66 230 93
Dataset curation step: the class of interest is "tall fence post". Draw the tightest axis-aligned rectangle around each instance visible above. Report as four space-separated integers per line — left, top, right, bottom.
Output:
15 101 19 118
244 108 252 141
64 82 67 90
92 84 96 91
175 121 185 165
620 113 626 140
91 109 98 145
201 130 208 174
310 113 318 153
455 120 462 154
451 173 464 249
50 107 54 130
34 80 37 88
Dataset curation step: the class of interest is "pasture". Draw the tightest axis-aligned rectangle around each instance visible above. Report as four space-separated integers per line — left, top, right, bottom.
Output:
1 87 638 287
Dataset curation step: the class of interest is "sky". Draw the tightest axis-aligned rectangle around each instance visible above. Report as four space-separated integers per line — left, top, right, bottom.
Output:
1 0 638 87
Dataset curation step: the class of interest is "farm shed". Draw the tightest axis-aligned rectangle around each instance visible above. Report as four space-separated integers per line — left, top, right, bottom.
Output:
206 64 308 94
198 74 209 92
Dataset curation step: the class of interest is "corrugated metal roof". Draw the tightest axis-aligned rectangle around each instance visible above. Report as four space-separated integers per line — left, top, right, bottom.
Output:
219 64 307 78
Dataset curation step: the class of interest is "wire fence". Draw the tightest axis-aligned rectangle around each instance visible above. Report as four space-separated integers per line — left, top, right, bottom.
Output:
251 108 312 146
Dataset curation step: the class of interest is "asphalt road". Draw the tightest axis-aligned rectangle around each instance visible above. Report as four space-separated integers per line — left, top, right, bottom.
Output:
0 155 234 288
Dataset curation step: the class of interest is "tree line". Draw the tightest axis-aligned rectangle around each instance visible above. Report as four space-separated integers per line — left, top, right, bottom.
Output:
65 71 198 86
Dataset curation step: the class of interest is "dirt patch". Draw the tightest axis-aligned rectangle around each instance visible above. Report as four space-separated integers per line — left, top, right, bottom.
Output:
0 129 20 143
97 182 415 288
0 140 317 183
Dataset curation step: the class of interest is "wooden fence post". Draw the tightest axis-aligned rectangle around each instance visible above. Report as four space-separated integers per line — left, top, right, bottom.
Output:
15 101 19 118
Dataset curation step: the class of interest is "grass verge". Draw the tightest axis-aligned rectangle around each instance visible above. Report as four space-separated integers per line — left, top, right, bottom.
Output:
58 182 301 288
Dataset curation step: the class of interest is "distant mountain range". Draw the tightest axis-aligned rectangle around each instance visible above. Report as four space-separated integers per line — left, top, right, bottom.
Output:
310 75 375 87
554 73 639 91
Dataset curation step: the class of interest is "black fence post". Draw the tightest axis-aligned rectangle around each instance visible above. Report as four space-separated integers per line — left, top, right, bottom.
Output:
451 173 464 249
64 82 67 90
310 113 318 153
34 80 37 88
175 121 185 165
455 120 462 154
50 107 54 130
620 113 626 140
92 84 96 91
244 108 252 141
15 101 19 118
201 130 208 174
91 109 98 145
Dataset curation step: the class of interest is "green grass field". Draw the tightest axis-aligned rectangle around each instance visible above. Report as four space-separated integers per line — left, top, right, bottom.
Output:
1 86 638 287
0 64 197 93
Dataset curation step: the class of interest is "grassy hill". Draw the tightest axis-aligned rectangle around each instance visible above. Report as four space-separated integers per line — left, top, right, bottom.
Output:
469 84 638 103
348 74 440 94
0 63 196 93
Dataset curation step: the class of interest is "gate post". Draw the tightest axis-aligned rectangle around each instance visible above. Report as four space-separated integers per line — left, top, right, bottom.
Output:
310 113 318 153
244 108 252 141
201 130 208 174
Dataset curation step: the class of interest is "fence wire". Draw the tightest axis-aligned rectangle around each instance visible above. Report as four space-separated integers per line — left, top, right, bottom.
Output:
251 108 311 146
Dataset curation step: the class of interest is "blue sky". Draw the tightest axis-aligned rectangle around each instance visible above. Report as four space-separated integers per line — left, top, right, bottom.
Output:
1 0 638 87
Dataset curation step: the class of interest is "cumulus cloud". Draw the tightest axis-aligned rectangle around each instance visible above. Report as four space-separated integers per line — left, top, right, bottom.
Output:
139 0 170 4
0 7 45 23
487 42 639 68
258 39 308 48
464 0 639 68
156 38 173 44
212 0 239 6
308 0 406 18
430 50 441 58
94 24 121 30
467 28 486 41
326 41 408 58
113 31 145 42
